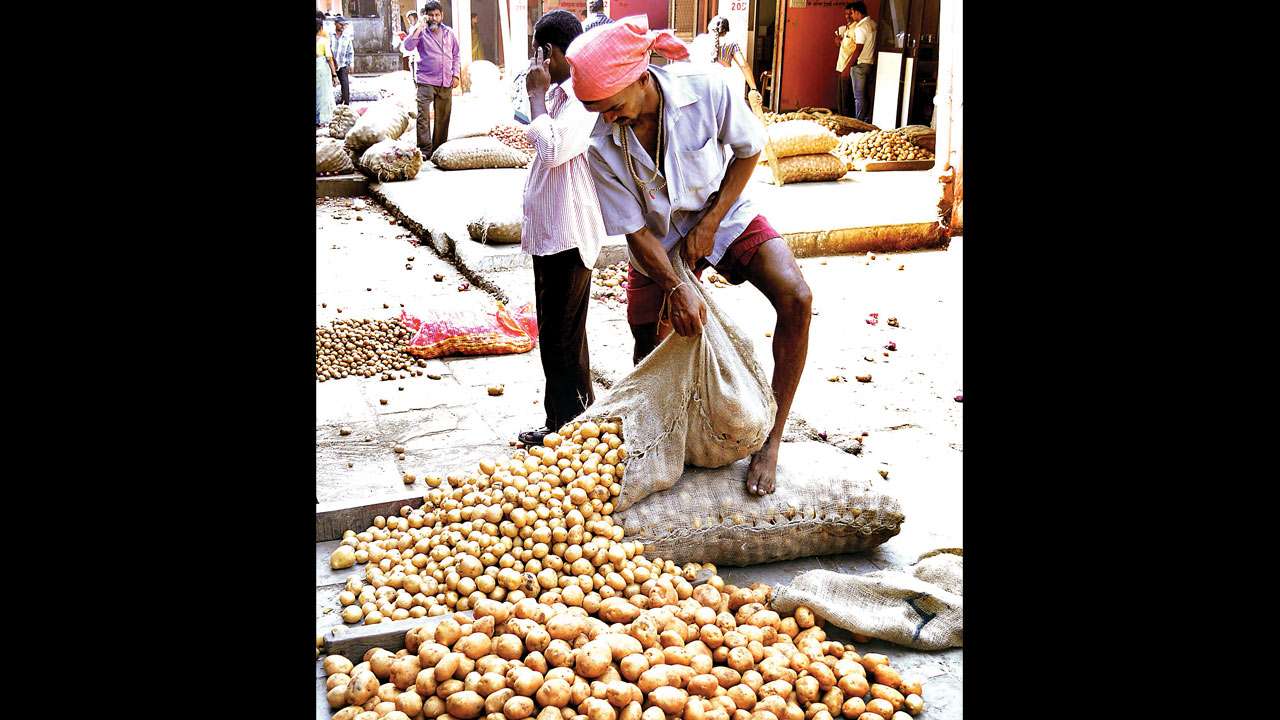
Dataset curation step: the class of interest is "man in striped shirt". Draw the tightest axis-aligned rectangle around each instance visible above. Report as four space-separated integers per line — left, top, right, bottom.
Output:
516 9 607 447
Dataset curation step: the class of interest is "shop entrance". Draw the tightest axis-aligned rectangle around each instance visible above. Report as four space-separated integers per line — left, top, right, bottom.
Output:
773 0 883 113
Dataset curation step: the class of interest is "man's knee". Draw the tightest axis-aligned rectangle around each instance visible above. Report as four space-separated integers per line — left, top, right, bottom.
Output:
778 279 813 322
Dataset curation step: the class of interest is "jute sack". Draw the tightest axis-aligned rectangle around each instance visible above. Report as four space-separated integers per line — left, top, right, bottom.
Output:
345 100 411 155
617 442 904 566
316 138 355 176
766 153 847 185
767 120 838 159
329 105 359 139
432 136 532 170
467 202 522 244
771 548 963 650
359 139 424 182
898 125 936 152
578 250 777 512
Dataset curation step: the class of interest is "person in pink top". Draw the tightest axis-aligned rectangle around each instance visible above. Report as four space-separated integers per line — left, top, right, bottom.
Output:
402 1 461 158
515 9 608 447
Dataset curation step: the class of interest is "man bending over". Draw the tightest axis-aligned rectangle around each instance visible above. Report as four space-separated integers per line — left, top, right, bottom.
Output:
566 16 813 496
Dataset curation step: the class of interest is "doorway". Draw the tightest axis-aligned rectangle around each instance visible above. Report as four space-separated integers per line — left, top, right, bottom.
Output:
873 0 940 128
750 0 775 105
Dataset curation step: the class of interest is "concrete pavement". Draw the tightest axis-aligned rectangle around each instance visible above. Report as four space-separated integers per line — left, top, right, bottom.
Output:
316 195 961 552
315 196 962 717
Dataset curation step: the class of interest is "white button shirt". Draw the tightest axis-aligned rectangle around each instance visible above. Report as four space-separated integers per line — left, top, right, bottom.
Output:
584 64 765 269
854 16 877 65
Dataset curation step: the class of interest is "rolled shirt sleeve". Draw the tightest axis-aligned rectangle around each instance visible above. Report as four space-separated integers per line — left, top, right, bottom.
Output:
586 144 647 238
403 28 421 53
525 92 597 169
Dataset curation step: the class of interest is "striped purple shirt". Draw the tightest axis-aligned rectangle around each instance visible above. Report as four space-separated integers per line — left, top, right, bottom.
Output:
521 79 605 269
403 23 461 87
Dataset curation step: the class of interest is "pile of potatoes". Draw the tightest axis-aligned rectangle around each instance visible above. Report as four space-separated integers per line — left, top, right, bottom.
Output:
591 264 628 304
331 421 702 625
316 318 428 383
321 580 926 720
843 131 935 163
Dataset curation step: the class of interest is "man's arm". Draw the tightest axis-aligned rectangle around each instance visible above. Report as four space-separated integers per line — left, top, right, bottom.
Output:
524 50 597 167
682 76 765 265
626 226 680 291
627 227 707 337
402 23 423 52
732 49 757 90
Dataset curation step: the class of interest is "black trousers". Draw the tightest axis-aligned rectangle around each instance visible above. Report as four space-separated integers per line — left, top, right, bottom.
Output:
337 66 350 105
533 247 595 431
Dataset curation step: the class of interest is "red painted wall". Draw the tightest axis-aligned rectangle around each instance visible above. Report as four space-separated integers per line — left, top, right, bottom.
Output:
778 0 880 112
610 0 670 28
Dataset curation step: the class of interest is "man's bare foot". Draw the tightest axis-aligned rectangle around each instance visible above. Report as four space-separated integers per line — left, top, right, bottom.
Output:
745 439 780 496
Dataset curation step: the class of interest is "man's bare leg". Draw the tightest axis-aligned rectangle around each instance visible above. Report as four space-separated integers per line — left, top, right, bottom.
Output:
739 238 812 495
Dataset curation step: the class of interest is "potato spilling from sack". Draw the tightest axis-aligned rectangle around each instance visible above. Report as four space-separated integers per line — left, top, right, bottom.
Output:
331 420 687 624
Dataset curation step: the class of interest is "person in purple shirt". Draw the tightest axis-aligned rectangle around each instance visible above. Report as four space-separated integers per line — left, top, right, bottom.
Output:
403 1 461 158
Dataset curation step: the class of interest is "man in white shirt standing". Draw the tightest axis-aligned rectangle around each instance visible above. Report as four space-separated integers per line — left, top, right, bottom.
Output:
396 11 420 76
516 9 608 447
841 2 877 122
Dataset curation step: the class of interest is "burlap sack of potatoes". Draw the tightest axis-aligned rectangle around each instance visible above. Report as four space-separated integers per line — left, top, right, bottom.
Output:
579 250 776 513
359 139 423 182
771 549 962 650
329 105 359 139
431 136 532 170
467 200 522 244
344 100 411 155
617 442 903 566
767 120 839 159
897 125 936 152
768 153 848 185
316 138 355 176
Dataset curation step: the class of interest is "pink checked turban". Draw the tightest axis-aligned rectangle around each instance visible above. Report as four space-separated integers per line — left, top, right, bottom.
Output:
566 15 690 103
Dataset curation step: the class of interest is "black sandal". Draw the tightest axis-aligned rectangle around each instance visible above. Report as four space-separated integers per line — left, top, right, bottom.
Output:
517 427 552 446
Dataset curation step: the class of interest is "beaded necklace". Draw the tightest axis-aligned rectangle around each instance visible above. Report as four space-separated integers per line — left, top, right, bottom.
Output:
619 85 665 201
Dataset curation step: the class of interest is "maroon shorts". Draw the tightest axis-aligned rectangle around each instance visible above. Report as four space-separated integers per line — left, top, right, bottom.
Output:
626 215 780 326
